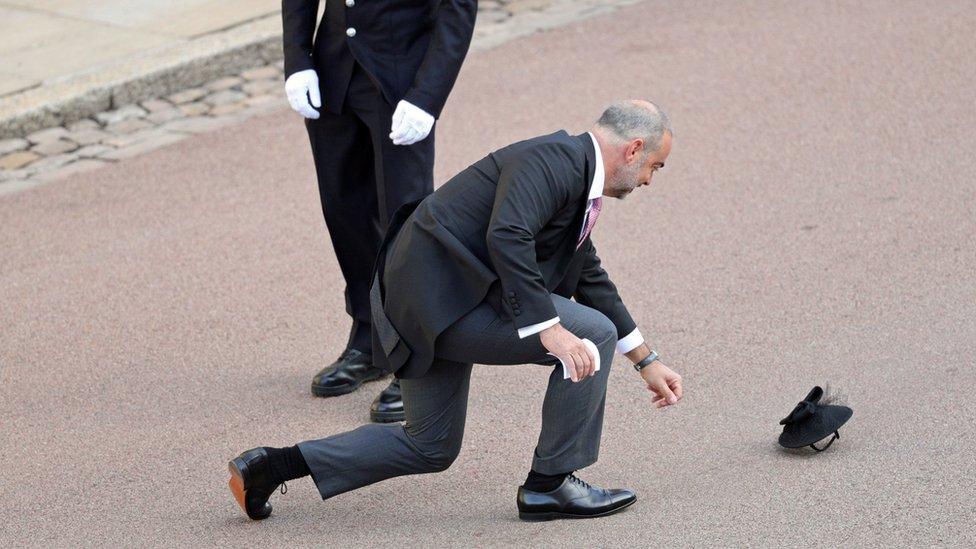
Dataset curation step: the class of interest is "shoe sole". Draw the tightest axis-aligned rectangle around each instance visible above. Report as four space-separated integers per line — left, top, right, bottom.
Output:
311 370 387 397
370 409 406 423
227 458 249 517
228 457 271 521
517 497 637 521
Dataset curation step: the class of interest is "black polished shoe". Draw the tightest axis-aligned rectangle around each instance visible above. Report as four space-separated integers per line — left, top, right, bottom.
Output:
370 379 405 423
516 474 637 521
227 448 284 521
311 349 386 397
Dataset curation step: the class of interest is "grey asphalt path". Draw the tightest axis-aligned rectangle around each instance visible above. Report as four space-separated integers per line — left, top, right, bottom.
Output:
2 1 975 546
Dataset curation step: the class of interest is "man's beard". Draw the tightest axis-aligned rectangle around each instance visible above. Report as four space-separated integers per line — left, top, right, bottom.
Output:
607 160 641 199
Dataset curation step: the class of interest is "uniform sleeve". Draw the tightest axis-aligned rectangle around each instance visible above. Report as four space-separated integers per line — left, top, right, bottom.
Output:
281 0 320 77
401 0 478 118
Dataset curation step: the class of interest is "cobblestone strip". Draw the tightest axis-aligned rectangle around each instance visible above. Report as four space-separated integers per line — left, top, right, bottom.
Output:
0 0 641 193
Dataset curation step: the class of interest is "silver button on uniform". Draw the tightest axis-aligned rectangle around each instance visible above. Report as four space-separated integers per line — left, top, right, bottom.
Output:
346 27 356 37
345 0 355 6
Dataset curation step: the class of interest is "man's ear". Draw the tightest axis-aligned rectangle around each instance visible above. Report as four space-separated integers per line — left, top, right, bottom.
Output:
627 139 645 162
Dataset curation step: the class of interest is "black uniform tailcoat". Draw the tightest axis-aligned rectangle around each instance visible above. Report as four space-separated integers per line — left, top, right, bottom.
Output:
282 0 477 117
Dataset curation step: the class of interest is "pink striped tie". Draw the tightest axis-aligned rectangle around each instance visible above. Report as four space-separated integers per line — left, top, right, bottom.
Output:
577 197 602 249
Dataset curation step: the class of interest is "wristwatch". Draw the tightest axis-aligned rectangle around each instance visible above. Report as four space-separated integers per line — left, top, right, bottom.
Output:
633 350 659 371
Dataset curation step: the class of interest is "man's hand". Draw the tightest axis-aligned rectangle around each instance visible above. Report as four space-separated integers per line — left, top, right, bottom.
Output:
640 361 683 408
539 323 596 382
285 69 321 119
389 100 434 145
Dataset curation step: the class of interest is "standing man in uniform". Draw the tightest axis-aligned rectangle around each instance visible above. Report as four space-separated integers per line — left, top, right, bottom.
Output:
281 0 478 422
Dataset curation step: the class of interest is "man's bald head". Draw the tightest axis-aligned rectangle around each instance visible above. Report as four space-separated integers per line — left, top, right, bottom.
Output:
592 100 674 199
593 100 673 152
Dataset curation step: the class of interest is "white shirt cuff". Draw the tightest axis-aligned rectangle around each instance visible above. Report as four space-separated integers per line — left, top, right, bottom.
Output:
616 328 644 354
517 317 560 339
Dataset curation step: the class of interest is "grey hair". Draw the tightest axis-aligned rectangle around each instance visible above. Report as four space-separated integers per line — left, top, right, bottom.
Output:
595 100 673 151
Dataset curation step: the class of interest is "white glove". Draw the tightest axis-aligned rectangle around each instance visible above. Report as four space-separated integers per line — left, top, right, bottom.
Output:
389 100 434 145
285 69 321 119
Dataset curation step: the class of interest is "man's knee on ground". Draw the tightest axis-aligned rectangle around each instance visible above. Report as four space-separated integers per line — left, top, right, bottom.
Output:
408 431 463 472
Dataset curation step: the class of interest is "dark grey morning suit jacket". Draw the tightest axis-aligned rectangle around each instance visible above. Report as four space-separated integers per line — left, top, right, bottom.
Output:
370 130 638 379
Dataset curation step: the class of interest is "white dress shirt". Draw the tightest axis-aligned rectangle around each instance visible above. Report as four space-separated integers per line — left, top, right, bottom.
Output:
515 132 644 354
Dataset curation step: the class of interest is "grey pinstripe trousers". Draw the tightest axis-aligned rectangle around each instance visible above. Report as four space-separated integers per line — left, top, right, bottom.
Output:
297 294 618 499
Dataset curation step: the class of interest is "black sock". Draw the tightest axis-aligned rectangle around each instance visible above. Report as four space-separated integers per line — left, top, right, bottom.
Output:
264 445 310 485
523 469 569 492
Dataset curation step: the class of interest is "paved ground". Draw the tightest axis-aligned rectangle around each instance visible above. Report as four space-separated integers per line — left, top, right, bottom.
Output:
0 0 280 97
2 1 975 547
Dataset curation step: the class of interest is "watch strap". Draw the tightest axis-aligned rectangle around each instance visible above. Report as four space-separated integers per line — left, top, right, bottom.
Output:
633 350 659 371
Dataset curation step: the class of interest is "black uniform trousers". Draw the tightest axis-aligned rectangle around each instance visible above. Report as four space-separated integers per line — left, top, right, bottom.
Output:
305 64 435 353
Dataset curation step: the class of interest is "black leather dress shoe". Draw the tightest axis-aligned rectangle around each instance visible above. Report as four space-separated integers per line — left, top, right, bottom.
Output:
311 349 386 397
227 448 282 520
370 379 405 423
516 474 637 521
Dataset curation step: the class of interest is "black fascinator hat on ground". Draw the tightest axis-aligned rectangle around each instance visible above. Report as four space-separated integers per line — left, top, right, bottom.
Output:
778 386 853 452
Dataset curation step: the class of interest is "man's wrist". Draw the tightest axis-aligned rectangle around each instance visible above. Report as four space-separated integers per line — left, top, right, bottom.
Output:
624 342 651 364
632 350 659 372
